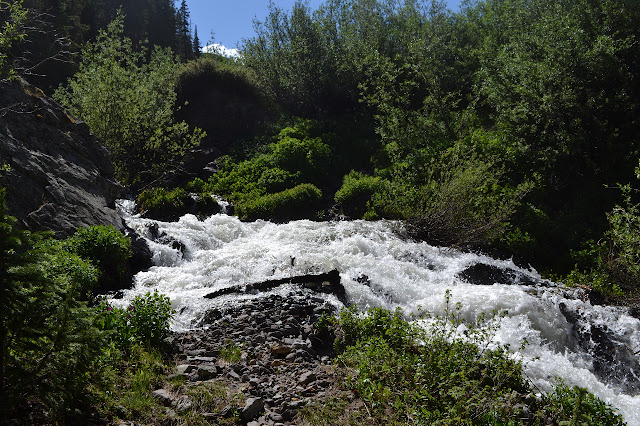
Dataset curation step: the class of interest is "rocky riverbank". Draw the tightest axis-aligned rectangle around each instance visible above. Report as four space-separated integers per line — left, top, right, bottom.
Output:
144 290 348 425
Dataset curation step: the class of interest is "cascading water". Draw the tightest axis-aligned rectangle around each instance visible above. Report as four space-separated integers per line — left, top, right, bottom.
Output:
115 200 640 424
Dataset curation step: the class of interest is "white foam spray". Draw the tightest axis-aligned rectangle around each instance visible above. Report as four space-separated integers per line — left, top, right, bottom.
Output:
115 201 640 424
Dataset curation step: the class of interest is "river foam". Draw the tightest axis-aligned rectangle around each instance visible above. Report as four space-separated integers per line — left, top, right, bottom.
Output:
115 201 640 424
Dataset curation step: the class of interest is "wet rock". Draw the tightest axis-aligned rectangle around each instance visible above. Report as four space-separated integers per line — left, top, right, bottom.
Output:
125 226 153 274
559 302 640 395
457 263 538 286
203 269 346 304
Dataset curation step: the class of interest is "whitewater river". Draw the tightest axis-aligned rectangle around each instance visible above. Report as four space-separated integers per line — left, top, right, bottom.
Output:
115 201 640 424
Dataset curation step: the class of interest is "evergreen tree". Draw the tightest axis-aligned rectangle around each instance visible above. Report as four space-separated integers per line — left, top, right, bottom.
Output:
0 188 105 419
192 24 201 58
175 0 192 61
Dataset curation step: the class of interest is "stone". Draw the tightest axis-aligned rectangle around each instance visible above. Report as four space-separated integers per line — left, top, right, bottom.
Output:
240 397 264 422
175 396 192 412
226 369 241 380
197 365 219 380
152 389 174 406
220 405 234 417
299 371 317 386
270 345 292 356
0 78 123 237
176 364 197 375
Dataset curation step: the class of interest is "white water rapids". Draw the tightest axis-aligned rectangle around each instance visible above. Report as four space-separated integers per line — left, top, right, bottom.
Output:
115 200 640 424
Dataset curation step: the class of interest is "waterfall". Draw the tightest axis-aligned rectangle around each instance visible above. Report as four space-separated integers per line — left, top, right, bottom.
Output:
115 200 640 424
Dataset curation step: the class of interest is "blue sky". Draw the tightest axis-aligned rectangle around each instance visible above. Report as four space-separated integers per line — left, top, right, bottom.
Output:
186 0 464 51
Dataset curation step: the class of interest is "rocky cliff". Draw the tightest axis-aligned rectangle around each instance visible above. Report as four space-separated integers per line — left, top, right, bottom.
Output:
0 78 123 236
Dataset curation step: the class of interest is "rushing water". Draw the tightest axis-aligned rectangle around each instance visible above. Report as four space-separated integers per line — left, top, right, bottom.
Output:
115 200 640 424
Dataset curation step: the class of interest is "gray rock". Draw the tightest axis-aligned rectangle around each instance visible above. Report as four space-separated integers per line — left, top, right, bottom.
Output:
220 404 234 417
299 371 316 386
0 78 123 237
176 364 197 375
268 412 284 422
240 397 264 422
175 396 192 412
226 369 241 380
197 365 219 380
152 389 174 406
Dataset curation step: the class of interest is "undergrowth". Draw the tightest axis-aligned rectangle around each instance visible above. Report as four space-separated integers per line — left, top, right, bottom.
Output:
303 292 625 425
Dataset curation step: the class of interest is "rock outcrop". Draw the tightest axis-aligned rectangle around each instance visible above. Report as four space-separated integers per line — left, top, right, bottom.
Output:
0 78 123 236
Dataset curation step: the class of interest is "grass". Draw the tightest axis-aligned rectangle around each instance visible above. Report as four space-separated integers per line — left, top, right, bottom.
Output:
219 339 243 364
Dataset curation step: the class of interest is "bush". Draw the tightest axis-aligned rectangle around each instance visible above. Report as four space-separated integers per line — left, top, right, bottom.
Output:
53 13 204 187
544 381 624 425
1 189 108 420
334 171 385 218
99 291 175 351
137 187 190 221
319 298 624 425
269 128 332 182
373 144 532 249
237 183 322 221
138 186 222 221
606 184 640 285
65 225 133 292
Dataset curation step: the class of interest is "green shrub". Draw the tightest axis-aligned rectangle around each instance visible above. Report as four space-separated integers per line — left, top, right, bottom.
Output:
373 143 532 248
65 225 133 292
562 171 640 295
206 154 271 199
1 189 109 420
544 381 625 425
322 296 624 425
270 130 332 182
185 177 206 193
334 171 385 218
137 187 190 221
257 167 300 193
237 183 322 221
53 13 204 187
203 120 335 220
606 184 640 285
99 291 175 351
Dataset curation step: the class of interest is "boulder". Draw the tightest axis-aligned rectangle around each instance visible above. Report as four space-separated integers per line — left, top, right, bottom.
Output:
240 397 264 423
0 78 123 237
457 263 538 287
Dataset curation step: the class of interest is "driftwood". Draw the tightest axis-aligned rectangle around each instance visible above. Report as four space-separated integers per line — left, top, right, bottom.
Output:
203 269 346 304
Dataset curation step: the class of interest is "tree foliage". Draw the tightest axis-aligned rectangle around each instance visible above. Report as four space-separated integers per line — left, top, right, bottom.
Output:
54 12 205 187
241 0 640 267
0 0 27 80
0 188 106 419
